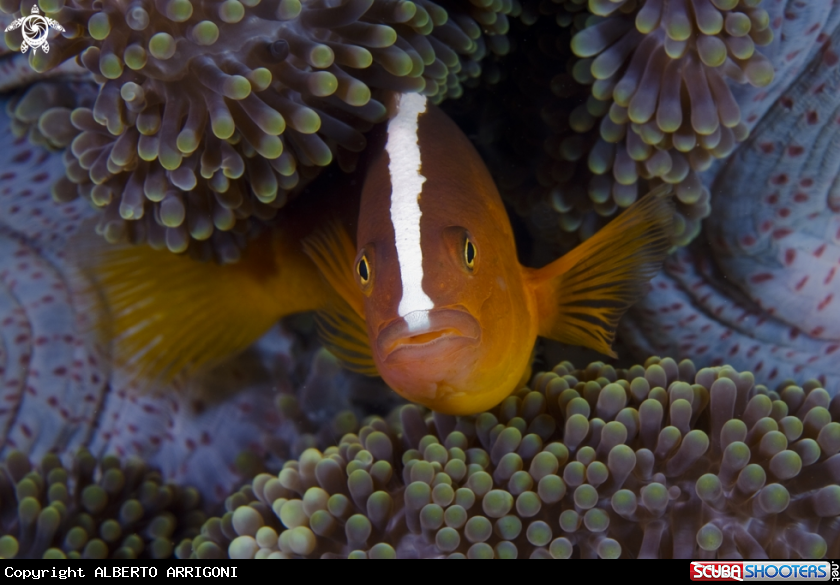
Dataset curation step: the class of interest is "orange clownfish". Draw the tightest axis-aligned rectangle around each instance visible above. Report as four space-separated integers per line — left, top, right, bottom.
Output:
79 92 673 415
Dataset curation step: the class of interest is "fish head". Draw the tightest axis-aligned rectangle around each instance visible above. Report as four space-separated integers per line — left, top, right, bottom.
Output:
354 94 536 415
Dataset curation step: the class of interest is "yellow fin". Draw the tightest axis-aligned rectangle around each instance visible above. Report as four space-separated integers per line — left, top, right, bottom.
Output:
527 184 674 358
315 303 378 376
72 230 307 386
302 221 378 376
302 220 365 320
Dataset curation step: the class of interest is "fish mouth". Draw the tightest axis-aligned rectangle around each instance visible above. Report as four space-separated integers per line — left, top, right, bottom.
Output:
376 307 481 361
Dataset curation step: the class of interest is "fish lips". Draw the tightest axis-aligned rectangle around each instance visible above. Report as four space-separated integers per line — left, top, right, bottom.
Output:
375 308 481 363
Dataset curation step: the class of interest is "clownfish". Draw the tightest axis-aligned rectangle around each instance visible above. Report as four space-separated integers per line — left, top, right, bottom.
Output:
78 92 673 415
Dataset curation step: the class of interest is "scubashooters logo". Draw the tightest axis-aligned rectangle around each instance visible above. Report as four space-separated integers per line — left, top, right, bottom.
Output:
691 561 836 582
4 5 64 54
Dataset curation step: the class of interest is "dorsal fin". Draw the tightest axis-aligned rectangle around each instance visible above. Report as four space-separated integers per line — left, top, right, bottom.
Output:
72 228 326 387
526 184 674 358
302 220 378 376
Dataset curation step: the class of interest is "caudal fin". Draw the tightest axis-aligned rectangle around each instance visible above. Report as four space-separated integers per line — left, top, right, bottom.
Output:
527 184 674 358
71 229 312 387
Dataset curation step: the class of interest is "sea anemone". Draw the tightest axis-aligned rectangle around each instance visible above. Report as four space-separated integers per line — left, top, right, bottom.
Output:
175 356 840 559
462 0 774 252
1 0 516 261
622 27 840 398
567 0 773 243
0 449 204 559
443 0 772 253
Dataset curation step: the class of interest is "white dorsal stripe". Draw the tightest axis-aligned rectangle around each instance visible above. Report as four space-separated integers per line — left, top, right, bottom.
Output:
387 93 434 332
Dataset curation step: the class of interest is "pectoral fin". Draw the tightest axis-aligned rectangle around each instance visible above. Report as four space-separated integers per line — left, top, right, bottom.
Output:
302 221 378 376
526 184 674 358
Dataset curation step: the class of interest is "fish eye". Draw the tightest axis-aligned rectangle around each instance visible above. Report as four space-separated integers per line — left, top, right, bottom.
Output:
443 226 477 274
357 255 370 284
464 238 476 270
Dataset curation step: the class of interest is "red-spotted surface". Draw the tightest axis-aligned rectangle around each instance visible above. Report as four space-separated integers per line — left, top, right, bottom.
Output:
711 30 840 341
624 8 840 395
622 248 840 394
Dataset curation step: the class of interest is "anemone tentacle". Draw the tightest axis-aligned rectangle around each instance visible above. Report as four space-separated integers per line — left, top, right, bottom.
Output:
0 449 205 559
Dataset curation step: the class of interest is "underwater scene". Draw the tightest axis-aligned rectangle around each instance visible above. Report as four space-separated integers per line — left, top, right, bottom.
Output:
0 0 839 561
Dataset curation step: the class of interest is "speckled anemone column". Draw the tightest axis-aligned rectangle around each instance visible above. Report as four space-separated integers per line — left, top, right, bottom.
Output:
705 31 840 349
1 0 515 261
175 356 840 559
622 13 840 398
565 0 773 245
0 449 204 559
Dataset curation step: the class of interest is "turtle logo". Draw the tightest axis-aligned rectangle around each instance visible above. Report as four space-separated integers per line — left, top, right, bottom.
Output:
5 5 65 54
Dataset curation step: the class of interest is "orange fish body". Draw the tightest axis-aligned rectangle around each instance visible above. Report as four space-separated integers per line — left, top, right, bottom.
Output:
84 93 673 414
